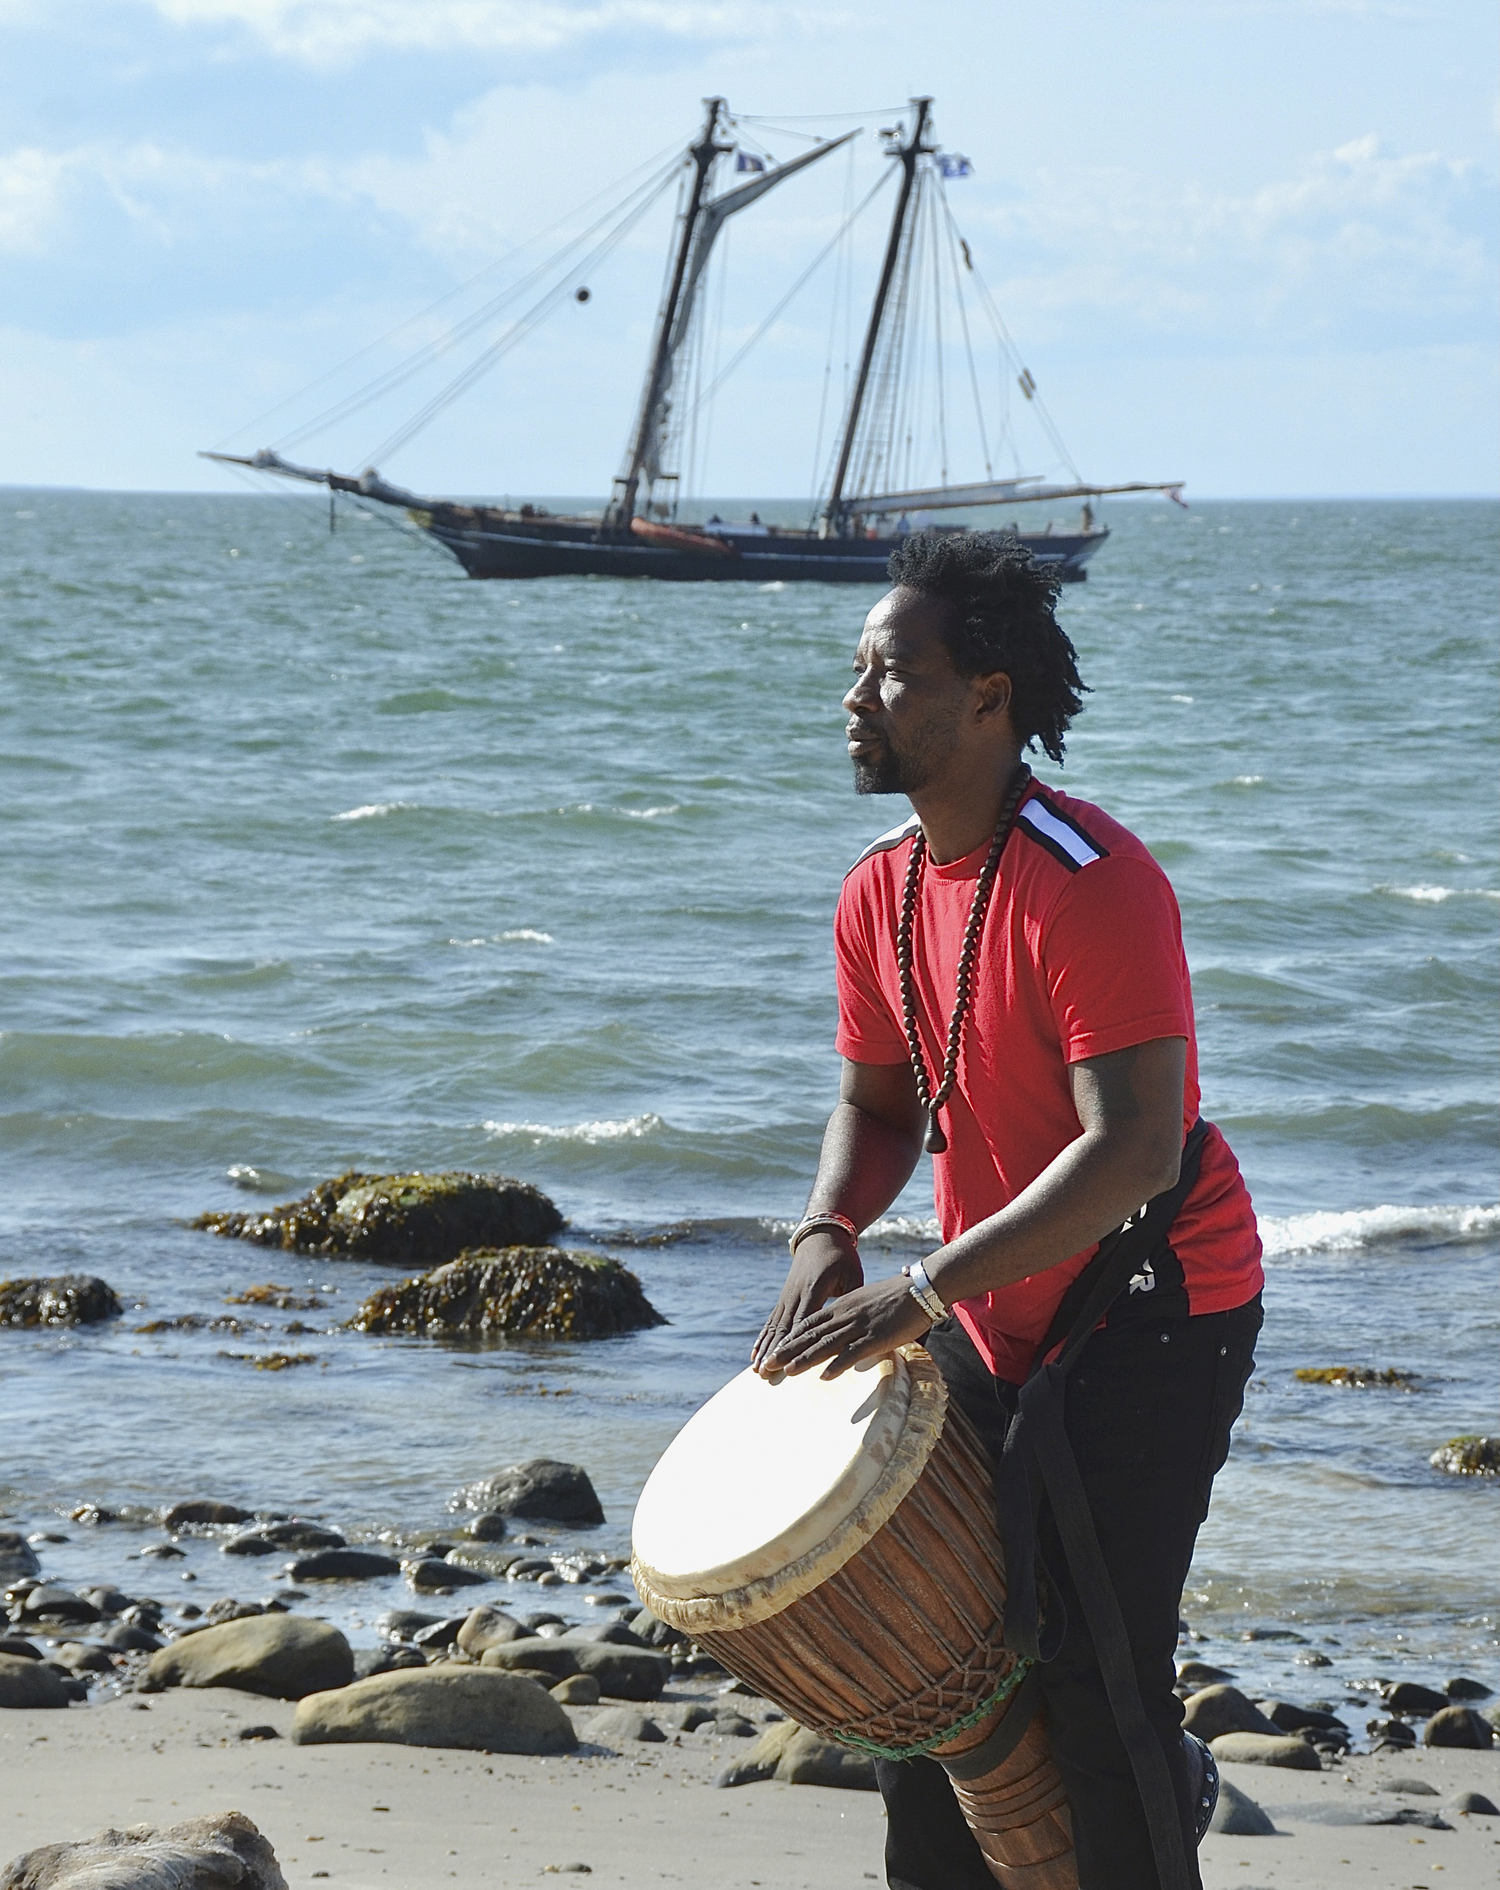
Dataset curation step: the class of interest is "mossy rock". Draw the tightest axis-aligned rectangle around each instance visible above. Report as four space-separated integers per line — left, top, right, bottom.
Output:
1429 1435 1500 1476
349 1248 666 1340
192 1170 564 1265
0 1275 123 1328
1294 1366 1418 1388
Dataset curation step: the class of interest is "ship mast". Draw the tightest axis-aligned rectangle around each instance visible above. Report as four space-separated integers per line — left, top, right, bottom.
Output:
607 99 732 529
821 98 932 535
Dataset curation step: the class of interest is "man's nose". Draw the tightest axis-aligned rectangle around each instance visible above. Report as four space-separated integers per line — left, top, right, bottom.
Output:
844 667 878 714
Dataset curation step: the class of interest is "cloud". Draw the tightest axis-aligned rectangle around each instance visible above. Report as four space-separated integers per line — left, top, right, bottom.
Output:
145 0 800 61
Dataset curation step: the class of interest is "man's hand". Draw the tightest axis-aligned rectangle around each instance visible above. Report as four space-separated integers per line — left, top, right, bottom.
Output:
750 1230 861 1374
758 1272 931 1380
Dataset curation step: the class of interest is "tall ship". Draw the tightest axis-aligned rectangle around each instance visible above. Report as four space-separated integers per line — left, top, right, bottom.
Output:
206 98 1183 582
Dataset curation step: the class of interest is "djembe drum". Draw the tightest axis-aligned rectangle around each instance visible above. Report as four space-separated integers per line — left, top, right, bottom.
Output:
631 1346 1076 1887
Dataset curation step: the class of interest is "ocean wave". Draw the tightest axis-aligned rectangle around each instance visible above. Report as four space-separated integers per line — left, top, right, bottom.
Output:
331 801 415 822
1259 1203 1500 1257
1379 884 1500 904
755 1213 940 1245
499 929 555 944
483 1112 665 1145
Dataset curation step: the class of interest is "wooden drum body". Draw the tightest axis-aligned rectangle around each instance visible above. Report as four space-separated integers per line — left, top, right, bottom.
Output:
631 1348 1076 1887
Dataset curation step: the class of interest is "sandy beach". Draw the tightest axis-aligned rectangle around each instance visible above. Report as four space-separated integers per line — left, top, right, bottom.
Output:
3 1684 1496 1889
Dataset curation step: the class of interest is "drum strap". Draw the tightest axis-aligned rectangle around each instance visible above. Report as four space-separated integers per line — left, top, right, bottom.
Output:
992 1116 1210 1890
937 1662 1044 1782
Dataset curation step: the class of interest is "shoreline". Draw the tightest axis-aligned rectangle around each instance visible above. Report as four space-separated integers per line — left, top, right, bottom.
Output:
3 1688 1498 1888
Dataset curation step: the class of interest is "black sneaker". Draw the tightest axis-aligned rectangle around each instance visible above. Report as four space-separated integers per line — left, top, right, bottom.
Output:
1183 1731 1219 1843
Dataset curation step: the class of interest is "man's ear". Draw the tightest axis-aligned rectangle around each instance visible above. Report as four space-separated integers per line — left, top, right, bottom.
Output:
973 668 1013 722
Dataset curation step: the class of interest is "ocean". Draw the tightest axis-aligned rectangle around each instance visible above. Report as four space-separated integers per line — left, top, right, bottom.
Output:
2 490 1496 1728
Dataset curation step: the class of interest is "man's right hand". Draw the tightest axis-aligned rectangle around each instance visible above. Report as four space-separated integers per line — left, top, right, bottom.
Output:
751 1229 862 1375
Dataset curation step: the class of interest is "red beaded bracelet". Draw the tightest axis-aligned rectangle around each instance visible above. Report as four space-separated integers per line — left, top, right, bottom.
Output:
788 1212 860 1257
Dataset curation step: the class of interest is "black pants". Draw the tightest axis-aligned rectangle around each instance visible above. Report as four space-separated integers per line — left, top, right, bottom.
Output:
877 1295 1262 1890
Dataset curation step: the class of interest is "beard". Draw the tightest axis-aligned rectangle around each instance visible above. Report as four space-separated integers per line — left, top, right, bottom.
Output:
850 725 944 796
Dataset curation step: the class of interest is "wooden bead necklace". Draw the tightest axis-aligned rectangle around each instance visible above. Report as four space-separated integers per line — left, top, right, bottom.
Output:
897 764 1031 1154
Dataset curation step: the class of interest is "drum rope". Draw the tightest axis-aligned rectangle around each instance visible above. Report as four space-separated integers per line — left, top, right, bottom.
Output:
824 1653 1033 1761
896 763 1031 1155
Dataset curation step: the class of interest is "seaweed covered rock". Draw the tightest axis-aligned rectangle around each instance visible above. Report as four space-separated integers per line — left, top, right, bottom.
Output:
0 1812 288 1890
192 1171 563 1265
0 1276 122 1328
1429 1435 1500 1476
451 1458 604 1524
1294 1366 1418 1388
350 1248 665 1339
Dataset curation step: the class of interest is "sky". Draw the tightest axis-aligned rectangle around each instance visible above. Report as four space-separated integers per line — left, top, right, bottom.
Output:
1 0 1496 499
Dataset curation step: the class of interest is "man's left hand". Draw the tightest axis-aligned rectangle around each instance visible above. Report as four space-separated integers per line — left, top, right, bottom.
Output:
762 1273 932 1379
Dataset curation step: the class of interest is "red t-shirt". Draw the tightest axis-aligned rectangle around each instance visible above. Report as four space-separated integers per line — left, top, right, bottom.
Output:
834 778 1263 1382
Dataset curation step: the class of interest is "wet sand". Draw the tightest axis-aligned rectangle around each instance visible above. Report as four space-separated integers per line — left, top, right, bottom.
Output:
3 1689 1497 1888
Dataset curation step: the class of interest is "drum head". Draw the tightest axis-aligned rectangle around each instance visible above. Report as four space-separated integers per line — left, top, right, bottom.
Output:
632 1354 913 1601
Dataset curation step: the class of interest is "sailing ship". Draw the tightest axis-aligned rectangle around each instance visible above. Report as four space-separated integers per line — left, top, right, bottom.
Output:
205 98 1183 583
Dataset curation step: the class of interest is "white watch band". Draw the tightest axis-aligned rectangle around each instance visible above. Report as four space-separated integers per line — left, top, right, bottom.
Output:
903 1258 948 1323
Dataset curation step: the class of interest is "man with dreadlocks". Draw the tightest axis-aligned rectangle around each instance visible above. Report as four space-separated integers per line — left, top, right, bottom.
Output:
754 531 1263 1890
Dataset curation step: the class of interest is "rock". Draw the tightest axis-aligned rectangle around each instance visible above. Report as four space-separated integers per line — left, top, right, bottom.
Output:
1379 1777 1440 1795
657 1701 717 1732
1176 1660 1234 1687
80 1586 130 1616
1293 1365 1417 1388
1447 1790 1499 1815
1446 1676 1492 1701
412 1617 468 1650
716 1713 757 1737
1238 1627 1308 1643
193 1170 564 1265
292 1665 577 1754
1260 1700 1348 1733
285 1548 401 1582
1367 1717 1417 1749
0 1275 122 1328
569 1645 668 1701
225 1521 345 1555
456 1605 525 1657
145 1613 353 1699
480 1639 581 1680
1294 1650 1333 1667
0 1534 42 1585
551 1674 600 1705
467 1513 509 1542
18 1587 100 1626
353 1645 426 1680
0 1810 287 1889
351 1248 665 1340
204 1600 267 1626
1423 1705 1493 1748
138 1543 185 1560
54 1643 114 1674
1429 1435 1500 1476
716 1719 797 1785
583 1706 666 1744
378 1609 441 1643
162 1501 255 1528
1206 1778 1276 1836
714 1719 876 1790
0 1655 70 1709
1210 1732 1321 1769
404 1557 490 1593
451 1459 605 1526
1386 1681 1449 1716
0 1639 41 1661
1181 1685 1279 1741
558 1622 647 1649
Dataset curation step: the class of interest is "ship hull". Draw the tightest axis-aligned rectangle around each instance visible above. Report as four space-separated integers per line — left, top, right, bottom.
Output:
415 511 1105 583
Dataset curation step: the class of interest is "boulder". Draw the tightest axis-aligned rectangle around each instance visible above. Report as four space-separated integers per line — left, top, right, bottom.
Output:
658 1701 719 1732
0 1811 286 1889
1181 1685 1279 1742
412 1618 467 1650
716 1713 757 1738
456 1605 525 1657
0 1655 70 1709
17 1587 100 1626
716 1719 876 1790
193 1170 563 1265
377 1609 440 1643
0 1639 41 1661
551 1674 600 1706
568 1645 668 1701
353 1645 426 1680
467 1513 509 1542
285 1548 401 1582
1385 1681 1448 1715
1429 1435 1500 1476
350 1248 665 1340
630 1609 689 1652
0 1276 122 1328
0 1533 41 1585
1423 1706 1493 1748
1206 1779 1276 1836
224 1521 345 1556
162 1501 254 1528
146 1613 353 1700
1176 1660 1234 1687
450 1459 604 1525
584 1706 665 1744
1210 1733 1321 1769
292 1665 576 1754
1260 1700 1348 1733
99 1622 163 1654
404 1558 489 1593
559 1622 647 1649
1446 1676 1492 1701
480 1639 580 1680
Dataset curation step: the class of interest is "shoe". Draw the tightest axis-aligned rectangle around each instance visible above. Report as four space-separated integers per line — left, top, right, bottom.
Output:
1183 1731 1219 1843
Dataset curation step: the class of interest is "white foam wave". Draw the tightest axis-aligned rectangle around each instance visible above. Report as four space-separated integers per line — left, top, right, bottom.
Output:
1231 774 1265 786
1259 1203 1500 1257
332 801 414 822
483 1113 665 1145
499 928 555 944
1381 884 1500 904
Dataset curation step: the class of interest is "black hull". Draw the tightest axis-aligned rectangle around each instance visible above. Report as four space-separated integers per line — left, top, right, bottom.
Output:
415 513 1104 583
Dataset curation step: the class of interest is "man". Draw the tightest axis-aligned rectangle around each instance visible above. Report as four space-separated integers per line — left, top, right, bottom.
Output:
754 532 1263 1890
